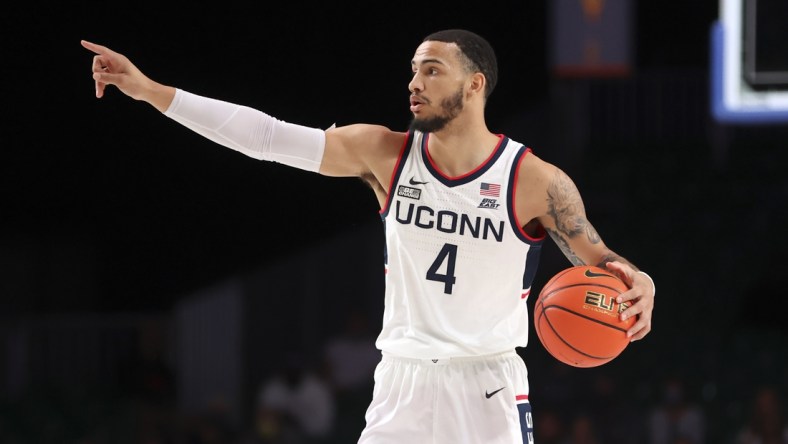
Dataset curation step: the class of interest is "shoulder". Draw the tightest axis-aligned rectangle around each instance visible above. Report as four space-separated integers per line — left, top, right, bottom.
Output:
500 139 553 175
513 149 582 217
517 150 561 187
327 123 408 152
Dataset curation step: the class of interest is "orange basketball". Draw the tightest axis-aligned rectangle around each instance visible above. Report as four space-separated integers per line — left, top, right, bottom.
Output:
534 265 635 368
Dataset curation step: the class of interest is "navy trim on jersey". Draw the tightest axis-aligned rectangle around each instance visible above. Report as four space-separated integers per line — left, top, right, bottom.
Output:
380 131 415 219
506 146 546 246
522 244 542 292
506 146 545 292
421 132 510 187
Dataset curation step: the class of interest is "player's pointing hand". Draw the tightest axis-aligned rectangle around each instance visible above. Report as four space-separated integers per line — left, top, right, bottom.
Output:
81 40 175 112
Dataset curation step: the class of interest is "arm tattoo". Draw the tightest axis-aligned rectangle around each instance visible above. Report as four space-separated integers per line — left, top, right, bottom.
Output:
546 170 601 244
544 171 641 272
546 228 584 266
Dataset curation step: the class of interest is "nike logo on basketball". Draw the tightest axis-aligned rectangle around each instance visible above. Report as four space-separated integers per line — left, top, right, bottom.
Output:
485 387 505 399
584 269 611 278
409 176 429 185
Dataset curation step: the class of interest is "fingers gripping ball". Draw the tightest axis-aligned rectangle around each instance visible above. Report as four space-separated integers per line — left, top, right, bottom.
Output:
534 266 635 368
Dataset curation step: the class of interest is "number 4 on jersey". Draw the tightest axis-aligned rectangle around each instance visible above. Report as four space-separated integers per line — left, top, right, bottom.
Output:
426 243 457 294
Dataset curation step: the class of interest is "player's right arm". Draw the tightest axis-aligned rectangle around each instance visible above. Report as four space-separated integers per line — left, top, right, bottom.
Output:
81 40 403 199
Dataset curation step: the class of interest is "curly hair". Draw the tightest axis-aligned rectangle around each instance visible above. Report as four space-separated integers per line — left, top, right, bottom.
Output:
423 29 498 100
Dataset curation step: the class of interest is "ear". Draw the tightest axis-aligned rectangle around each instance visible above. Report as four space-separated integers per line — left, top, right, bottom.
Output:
467 72 486 98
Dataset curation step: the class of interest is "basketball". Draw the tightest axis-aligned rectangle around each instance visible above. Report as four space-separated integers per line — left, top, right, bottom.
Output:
534 265 635 368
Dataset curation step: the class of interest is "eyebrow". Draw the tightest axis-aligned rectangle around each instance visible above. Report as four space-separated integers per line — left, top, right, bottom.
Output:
411 58 444 67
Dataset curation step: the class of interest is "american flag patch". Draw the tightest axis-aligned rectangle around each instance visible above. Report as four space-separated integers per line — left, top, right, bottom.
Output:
480 182 501 197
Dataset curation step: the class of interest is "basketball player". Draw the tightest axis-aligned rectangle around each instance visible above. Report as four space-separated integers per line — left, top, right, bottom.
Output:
82 29 655 444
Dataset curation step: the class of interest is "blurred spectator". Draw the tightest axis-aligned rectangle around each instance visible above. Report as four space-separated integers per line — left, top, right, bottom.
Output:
534 405 566 444
182 397 238 444
243 402 303 444
322 309 380 442
580 370 644 444
253 352 335 444
323 309 380 393
121 318 175 406
648 375 705 444
562 412 600 444
734 385 788 444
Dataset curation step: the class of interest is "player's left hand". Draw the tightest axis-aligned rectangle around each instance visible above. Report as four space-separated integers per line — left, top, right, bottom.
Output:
605 261 654 342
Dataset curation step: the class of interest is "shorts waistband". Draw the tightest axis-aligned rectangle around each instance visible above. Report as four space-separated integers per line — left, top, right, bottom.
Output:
381 350 517 366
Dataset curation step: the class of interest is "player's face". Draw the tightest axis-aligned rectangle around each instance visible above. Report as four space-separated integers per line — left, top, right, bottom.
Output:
408 41 469 133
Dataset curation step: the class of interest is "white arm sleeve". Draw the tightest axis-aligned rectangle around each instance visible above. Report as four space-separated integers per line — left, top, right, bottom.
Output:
163 88 325 172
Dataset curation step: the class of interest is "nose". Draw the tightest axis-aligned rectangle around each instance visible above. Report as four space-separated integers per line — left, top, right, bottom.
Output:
408 72 422 93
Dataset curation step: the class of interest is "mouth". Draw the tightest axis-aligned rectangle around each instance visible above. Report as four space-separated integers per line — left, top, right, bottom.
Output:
410 94 426 113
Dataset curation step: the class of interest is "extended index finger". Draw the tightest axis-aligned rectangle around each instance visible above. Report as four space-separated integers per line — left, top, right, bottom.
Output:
81 40 110 56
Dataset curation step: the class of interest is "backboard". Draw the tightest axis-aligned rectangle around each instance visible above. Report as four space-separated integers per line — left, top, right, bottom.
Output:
712 0 788 123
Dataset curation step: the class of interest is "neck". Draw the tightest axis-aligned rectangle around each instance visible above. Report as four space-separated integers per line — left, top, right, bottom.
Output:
426 121 500 177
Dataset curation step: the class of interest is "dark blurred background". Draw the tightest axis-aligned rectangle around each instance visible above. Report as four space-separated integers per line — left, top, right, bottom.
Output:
1 1 787 443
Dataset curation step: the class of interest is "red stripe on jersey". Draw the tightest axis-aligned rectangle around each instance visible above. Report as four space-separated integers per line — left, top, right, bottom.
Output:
516 394 529 401
379 132 413 216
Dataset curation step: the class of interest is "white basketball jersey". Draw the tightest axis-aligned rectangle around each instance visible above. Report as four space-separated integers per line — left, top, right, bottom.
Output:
377 131 546 359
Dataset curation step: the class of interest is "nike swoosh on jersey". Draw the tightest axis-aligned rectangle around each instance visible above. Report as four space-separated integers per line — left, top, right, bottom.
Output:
409 177 429 185
485 387 506 399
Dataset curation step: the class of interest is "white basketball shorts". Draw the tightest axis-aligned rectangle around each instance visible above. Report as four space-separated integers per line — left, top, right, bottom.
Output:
357 350 534 444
